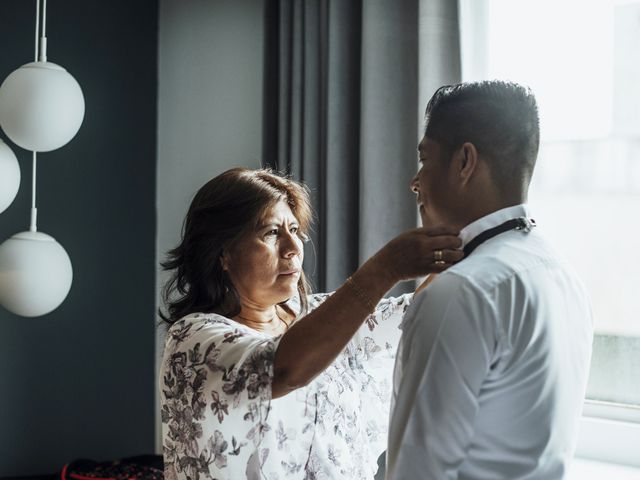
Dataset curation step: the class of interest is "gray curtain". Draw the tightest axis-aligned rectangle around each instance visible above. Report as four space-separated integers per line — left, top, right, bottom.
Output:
262 0 460 296
262 1 461 476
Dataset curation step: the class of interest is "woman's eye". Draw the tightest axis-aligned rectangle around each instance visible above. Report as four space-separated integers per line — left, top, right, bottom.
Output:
290 227 298 234
265 229 278 237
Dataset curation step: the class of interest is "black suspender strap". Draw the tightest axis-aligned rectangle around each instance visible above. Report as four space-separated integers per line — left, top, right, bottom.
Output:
463 217 536 257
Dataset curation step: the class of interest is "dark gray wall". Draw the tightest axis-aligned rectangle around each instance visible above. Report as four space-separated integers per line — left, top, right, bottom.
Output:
0 0 158 475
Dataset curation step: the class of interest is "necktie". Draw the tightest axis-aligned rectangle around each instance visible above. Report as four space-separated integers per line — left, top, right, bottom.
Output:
463 217 536 257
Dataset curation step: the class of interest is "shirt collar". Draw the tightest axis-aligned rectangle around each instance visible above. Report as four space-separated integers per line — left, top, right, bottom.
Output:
459 204 532 248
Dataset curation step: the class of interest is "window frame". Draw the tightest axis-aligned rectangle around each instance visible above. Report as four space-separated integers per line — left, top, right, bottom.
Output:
575 400 640 467
457 0 640 468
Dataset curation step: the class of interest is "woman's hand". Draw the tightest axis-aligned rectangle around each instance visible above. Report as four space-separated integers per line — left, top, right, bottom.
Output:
364 226 463 286
272 226 462 398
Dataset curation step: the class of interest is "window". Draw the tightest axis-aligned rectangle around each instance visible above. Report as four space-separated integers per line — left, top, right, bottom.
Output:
460 0 640 466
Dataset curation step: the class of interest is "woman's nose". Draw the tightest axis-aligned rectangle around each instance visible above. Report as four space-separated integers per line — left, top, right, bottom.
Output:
281 232 302 258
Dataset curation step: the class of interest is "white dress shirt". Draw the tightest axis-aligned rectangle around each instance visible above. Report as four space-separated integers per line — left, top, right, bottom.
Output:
386 204 594 480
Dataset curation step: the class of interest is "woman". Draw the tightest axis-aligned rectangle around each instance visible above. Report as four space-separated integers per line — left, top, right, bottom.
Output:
159 168 462 480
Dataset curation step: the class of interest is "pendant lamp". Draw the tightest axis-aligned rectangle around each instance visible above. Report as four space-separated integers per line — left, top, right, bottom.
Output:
0 0 79 317
0 139 20 214
0 2 85 152
0 230 72 317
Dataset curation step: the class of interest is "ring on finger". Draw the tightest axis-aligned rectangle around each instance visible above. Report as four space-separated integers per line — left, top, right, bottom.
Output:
433 249 444 261
434 260 446 266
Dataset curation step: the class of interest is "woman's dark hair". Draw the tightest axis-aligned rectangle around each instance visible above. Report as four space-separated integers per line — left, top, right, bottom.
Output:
160 167 313 325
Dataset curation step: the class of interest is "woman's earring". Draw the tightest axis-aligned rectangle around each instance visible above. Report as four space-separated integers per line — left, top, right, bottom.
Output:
221 270 231 294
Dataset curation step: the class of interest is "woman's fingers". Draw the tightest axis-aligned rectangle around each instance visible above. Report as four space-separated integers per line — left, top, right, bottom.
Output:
426 234 463 251
430 261 456 273
418 225 460 237
379 227 465 282
430 248 464 264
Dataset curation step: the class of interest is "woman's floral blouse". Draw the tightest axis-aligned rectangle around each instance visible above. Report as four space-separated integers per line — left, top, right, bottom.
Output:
159 293 413 480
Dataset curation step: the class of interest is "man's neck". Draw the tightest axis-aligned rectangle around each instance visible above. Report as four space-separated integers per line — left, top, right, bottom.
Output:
454 194 526 231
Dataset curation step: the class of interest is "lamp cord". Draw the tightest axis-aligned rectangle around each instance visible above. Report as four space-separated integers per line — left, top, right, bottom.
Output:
41 0 47 62
30 153 37 232
42 0 47 38
34 0 39 62
29 0 44 233
34 0 47 63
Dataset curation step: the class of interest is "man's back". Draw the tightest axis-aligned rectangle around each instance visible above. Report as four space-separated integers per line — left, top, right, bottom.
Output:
387 207 593 479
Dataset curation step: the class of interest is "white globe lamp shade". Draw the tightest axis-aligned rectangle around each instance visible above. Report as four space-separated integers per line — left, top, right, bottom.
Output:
0 231 73 317
0 139 20 213
0 62 85 152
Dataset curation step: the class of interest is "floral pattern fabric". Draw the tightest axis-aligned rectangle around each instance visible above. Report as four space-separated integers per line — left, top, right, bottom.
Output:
159 293 413 480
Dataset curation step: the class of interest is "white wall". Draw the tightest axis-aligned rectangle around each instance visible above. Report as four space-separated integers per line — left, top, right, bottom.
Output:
156 0 264 451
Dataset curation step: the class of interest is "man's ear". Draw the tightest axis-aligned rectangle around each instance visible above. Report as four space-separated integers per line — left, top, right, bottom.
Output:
457 142 479 186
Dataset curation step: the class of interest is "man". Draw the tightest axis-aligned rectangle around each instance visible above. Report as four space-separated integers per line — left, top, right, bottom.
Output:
386 81 593 479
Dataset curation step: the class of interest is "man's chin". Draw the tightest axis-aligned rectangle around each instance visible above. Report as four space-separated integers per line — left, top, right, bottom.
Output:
419 209 432 228
419 206 445 229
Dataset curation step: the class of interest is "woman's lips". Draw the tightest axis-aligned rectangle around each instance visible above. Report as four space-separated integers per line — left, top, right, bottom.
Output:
279 269 300 276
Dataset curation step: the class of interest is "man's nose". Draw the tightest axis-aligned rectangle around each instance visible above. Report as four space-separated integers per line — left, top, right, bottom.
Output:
410 175 419 193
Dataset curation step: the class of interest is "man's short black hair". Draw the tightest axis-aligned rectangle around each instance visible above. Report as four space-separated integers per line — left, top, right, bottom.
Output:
424 80 540 193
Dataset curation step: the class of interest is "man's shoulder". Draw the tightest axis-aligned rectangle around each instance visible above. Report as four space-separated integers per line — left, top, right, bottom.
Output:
406 230 584 323
447 229 574 291
404 272 483 328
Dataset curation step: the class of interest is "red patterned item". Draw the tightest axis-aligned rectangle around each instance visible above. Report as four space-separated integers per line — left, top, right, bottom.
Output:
60 456 163 480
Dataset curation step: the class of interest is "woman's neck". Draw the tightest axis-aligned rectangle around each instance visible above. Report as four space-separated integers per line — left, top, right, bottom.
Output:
234 304 288 335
